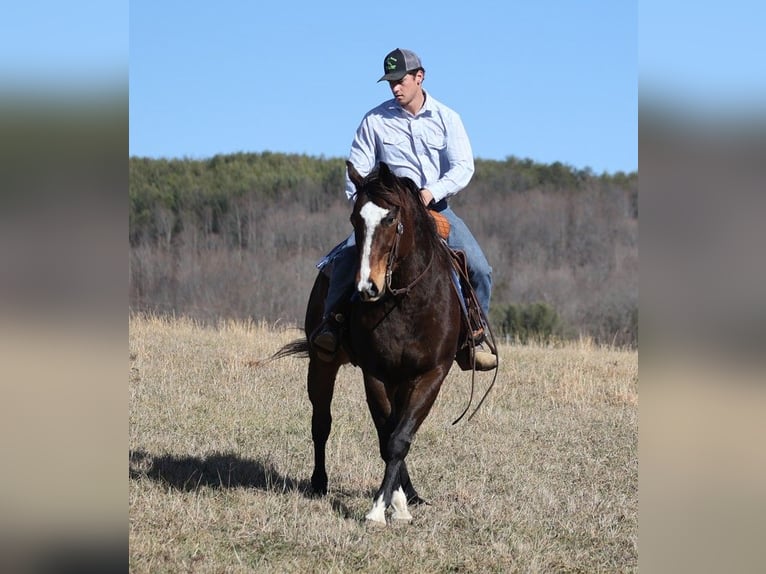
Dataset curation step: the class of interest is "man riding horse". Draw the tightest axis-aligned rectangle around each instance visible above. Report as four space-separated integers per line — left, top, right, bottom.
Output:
312 48 497 371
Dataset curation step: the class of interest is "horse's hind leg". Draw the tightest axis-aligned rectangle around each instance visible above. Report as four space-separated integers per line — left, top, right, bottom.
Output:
307 357 340 495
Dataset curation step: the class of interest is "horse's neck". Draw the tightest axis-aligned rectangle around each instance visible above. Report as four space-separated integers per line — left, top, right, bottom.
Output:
396 221 437 278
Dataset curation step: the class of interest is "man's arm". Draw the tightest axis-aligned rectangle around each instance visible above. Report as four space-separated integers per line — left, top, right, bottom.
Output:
425 110 475 204
345 116 377 201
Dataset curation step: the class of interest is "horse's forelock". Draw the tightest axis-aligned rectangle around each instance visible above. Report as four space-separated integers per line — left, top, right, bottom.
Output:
355 168 443 250
359 167 419 210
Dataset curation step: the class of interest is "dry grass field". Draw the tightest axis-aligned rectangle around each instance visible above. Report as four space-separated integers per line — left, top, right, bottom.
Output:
129 314 637 573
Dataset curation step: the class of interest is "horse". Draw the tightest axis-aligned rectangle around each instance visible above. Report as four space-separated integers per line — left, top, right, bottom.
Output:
275 160 465 524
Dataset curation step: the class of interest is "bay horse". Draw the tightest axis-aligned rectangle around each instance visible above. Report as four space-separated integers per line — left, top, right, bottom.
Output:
276 161 463 524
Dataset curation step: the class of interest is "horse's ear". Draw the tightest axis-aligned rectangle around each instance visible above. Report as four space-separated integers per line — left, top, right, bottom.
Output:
378 161 395 186
346 161 363 188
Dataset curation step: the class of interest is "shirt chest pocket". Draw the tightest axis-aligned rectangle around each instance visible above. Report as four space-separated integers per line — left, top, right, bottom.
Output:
421 126 446 152
381 134 412 163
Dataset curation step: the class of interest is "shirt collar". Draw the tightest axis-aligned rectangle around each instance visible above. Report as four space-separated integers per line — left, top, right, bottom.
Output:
387 90 432 118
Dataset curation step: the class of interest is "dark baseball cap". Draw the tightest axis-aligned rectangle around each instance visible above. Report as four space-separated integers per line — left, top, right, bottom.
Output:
378 48 423 82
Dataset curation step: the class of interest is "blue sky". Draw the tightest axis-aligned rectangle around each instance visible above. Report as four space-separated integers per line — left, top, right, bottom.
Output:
3 2 764 175
640 1 766 114
129 1 638 174
0 1 126 88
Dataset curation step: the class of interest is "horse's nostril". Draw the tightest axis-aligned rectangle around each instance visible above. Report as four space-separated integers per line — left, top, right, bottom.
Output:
358 281 380 301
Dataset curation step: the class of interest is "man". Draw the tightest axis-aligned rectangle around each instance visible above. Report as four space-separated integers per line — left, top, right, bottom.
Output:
313 48 496 370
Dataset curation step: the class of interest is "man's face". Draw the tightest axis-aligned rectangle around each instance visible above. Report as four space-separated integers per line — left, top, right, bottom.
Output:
388 70 423 108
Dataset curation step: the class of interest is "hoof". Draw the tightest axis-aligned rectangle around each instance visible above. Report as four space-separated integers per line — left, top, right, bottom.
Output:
310 475 327 497
391 487 412 522
364 515 388 527
365 494 387 524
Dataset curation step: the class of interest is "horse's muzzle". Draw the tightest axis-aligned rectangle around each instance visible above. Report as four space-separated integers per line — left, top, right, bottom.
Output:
358 280 383 302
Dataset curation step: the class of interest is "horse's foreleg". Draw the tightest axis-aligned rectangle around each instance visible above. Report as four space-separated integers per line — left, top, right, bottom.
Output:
390 460 431 520
371 426 415 523
369 433 425 510
365 368 447 523
363 374 395 524
307 358 339 495
398 462 427 506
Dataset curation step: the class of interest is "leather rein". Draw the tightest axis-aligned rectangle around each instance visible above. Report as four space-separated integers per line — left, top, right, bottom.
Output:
384 218 434 297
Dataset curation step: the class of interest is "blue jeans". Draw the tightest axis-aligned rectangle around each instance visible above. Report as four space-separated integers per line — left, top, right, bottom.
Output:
441 206 493 317
323 206 492 317
322 235 358 316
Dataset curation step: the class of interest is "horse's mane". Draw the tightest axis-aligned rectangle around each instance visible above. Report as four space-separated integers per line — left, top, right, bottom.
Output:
355 166 444 252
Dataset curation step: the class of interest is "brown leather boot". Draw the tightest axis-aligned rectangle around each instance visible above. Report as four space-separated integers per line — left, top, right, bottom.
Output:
473 343 498 371
455 341 498 371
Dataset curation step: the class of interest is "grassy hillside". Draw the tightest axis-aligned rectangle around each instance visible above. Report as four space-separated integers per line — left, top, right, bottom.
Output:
129 314 637 572
129 154 638 347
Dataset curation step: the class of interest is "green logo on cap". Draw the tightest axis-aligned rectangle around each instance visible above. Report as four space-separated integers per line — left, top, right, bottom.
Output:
385 56 398 72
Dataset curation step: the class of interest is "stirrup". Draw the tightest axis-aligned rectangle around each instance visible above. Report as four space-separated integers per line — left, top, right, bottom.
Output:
311 313 343 361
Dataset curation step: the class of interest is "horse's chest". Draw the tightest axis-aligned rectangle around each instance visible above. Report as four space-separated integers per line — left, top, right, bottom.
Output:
353 319 443 376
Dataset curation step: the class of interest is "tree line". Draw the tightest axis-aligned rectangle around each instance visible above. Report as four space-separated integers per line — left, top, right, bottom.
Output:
129 152 638 347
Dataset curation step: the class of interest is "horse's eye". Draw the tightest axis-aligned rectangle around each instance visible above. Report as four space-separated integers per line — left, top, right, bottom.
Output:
382 215 396 226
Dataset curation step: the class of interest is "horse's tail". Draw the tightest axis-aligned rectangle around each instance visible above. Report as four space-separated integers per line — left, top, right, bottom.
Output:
270 338 311 361
245 338 310 369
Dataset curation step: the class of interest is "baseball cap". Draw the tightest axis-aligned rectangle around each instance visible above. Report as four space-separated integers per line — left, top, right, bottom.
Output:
378 48 422 82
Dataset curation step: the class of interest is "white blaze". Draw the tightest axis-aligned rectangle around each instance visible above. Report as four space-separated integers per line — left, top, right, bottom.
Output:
357 202 389 293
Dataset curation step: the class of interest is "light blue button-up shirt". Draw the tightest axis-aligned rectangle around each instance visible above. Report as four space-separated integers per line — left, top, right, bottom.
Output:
345 91 475 204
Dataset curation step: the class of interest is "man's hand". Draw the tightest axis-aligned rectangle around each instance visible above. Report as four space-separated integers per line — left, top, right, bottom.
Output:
419 188 434 206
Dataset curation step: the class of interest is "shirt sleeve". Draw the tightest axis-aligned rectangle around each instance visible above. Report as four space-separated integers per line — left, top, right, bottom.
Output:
345 115 377 201
426 110 475 203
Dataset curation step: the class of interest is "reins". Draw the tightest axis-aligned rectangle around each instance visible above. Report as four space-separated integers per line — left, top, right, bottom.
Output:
384 218 435 297
448 258 500 425
451 360 499 425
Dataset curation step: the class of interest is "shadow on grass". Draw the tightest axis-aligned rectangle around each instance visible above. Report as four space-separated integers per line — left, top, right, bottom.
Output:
129 449 313 495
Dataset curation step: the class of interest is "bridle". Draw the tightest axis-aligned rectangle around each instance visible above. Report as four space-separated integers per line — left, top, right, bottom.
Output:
380 206 434 298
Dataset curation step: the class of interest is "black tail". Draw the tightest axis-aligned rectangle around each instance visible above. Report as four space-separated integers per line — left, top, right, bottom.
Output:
269 338 311 361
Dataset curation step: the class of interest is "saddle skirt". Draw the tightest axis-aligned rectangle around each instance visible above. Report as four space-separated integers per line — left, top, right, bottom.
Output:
447 248 486 344
429 210 451 240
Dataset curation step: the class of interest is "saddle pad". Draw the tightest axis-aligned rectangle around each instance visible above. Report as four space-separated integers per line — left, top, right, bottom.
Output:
429 210 451 240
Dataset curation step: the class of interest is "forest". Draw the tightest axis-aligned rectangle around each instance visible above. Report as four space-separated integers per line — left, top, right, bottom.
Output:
129 152 638 347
